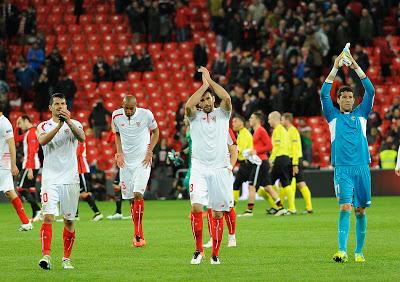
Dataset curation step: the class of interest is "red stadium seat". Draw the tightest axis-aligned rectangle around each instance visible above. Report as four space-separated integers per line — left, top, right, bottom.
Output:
99 25 112 34
87 34 101 44
389 85 400 97
111 15 124 25
72 34 85 45
143 72 156 82
83 24 96 34
131 81 143 91
98 82 113 93
68 25 81 34
117 33 131 44
95 14 109 24
114 81 129 91
64 15 76 25
128 72 141 82
84 82 97 93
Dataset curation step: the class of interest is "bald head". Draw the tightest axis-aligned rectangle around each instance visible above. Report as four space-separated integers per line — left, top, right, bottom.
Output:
122 95 137 117
268 111 282 128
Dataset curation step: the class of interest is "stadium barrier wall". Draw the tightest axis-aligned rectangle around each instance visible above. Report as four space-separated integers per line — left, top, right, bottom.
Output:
0 169 399 202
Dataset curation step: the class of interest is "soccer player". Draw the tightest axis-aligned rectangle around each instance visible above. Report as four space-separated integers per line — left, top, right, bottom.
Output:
37 93 86 270
76 141 103 221
0 101 32 231
240 112 285 216
186 66 233 265
321 50 374 263
268 111 292 214
204 128 238 248
231 115 253 206
281 113 313 214
15 115 41 221
112 95 159 247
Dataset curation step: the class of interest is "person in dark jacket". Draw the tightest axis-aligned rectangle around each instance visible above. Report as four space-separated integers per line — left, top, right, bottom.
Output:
89 102 111 139
55 69 77 110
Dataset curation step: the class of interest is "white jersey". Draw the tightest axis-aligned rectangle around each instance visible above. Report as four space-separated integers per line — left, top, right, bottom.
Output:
112 108 158 169
38 119 83 185
189 107 231 168
0 115 13 170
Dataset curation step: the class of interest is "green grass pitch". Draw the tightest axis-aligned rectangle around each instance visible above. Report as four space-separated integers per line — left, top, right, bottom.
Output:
1 197 399 281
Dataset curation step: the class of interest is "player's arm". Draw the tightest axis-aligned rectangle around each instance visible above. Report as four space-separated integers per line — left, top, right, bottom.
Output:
321 55 342 122
347 53 375 117
142 112 160 168
228 144 238 169
185 71 209 118
26 130 38 179
199 66 232 112
13 118 24 143
395 145 400 176
270 128 282 163
6 137 19 176
291 130 301 166
256 130 272 155
38 122 63 146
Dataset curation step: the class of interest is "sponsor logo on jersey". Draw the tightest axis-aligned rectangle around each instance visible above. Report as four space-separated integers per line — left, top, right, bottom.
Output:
136 121 141 127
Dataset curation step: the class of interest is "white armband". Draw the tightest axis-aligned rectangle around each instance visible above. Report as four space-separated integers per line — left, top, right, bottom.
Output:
355 67 366 78
325 67 338 83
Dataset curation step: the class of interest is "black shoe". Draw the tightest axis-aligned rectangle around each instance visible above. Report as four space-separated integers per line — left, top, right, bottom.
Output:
266 208 277 215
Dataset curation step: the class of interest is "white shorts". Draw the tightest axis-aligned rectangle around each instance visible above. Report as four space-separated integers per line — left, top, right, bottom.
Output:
41 183 80 220
0 169 14 193
120 164 151 199
189 165 234 212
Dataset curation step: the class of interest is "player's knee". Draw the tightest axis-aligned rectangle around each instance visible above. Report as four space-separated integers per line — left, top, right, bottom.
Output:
64 219 74 228
80 192 90 200
340 203 352 211
212 211 223 219
191 204 203 213
43 214 54 224
5 190 17 200
134 192 143 200
355 207 366 215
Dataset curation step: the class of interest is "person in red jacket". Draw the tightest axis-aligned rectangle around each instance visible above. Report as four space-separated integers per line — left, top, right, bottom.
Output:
175 0 190 42
76 141 103 221
16 115 41 222
240 111 285 216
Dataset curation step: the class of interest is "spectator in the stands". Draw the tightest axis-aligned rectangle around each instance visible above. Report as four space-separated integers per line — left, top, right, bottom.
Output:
214 8 228 52
93 56 111 82
370 0 384 36
3 0 20 39
110 56 126 82
137 48 153 72
55 69 77 110
226 13 242 52
14 57 37 101
230 84 245 115
269 84 284 114
122 47 139 72
0 61 6 81
379 34 396 77
248 0 266 24
115 0 129 14
367 110 382 134
385 96 400 120
291 76 305 116
193 38 208 80
159 13 173 43
147 1 160 42
299 75 319 116
359 8 374 46
47 47 65 72
0 79 9 102
34 67 51 112
211 52 228 77
74 0 84 24
27 42 44 72
89 101 111 139
175 0 190 42
209 0 222 30
126 0 145 43
367 127 381 146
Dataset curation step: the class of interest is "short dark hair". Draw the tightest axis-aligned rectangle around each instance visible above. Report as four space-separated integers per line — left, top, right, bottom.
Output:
49 92 66 105
20 114 31 122
337 86 354 98
282 112 294 123
233 114 245 124
252 111 265 124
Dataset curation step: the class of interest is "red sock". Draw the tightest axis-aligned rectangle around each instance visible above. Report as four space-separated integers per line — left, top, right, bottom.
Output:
63 227 76 259
190 211 203 252
207 208 213 237
224 208 236 235
11 197 30 224
211 217 224 257
133 199 144 239
40 223 52 256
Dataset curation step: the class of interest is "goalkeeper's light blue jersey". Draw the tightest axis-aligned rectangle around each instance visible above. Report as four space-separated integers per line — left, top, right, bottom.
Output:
320 77 375 167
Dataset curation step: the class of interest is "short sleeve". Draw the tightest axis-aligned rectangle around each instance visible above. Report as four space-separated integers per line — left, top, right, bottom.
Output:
112 112 120 133
37 122 47 136
147 110 158 130
72 120 83 130
3 119 13 140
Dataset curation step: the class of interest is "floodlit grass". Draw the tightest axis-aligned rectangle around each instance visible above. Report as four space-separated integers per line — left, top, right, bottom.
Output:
1 197 399 281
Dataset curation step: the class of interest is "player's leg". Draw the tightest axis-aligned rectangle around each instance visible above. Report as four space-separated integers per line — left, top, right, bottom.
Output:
39 184 59 270
276 156 296 214
189 167 208 264
59 183 80 269
223 172 236 247
332 167 353 262
239 163 257 216
232 162 249 206
295 163 313 213
18 169 41 219
79 174 103 221
108 171 123 219
131 164 151 247
353 165 371 262
1 169 31 229
203 208 213 248
208 168 232 264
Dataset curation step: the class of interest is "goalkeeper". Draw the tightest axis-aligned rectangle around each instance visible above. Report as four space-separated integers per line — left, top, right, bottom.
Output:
320 44 375 263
